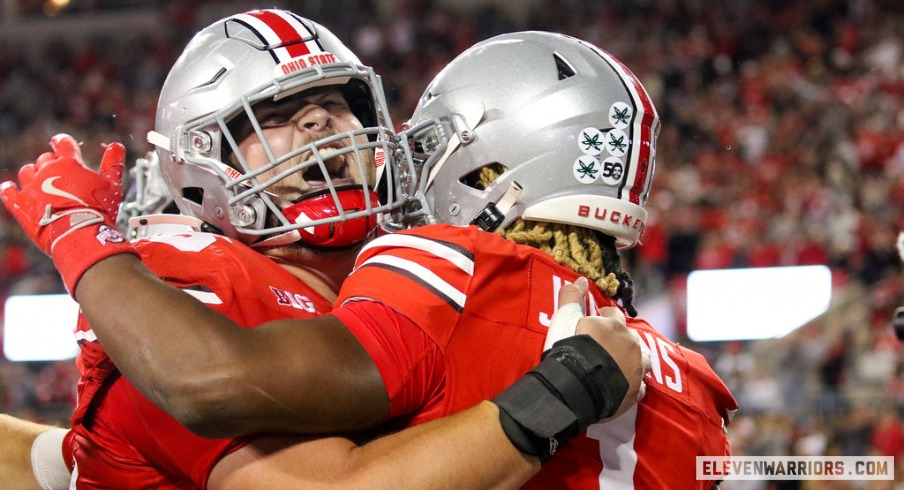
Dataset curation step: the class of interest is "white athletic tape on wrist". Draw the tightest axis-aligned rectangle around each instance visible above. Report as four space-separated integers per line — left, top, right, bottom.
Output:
545 302 584 352
31 428 71 490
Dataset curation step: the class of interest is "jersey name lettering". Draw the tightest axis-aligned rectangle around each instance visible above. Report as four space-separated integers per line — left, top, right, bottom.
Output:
539 274 601 327
539 274 684 394
640 332 683 393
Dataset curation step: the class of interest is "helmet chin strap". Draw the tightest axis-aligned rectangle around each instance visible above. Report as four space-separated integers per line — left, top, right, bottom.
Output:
127 214 205 239
471 181 523 232
253 186 379 249
251 229 303 249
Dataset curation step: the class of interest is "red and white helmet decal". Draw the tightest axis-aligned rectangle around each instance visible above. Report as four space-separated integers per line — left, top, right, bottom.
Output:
230 10 327 67
582 42 659 207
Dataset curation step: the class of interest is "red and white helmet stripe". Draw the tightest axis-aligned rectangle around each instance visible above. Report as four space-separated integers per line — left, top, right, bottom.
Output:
232 9 324 63
584 43 659 207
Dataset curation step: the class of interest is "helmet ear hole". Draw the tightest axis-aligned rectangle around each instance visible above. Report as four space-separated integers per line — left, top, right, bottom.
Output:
461 163 509 191
182 187 205 206
340 79 378 131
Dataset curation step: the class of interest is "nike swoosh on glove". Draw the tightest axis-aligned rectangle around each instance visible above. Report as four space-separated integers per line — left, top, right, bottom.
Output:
0 133 138 295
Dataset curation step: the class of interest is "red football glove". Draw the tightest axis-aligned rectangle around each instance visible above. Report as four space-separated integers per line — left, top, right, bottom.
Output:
0 133 138 295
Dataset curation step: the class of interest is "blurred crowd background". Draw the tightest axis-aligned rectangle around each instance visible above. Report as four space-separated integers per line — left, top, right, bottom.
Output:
0 0 902 487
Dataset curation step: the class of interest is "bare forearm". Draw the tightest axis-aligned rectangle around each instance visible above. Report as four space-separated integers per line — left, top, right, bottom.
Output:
75 254 252 431
0 415 52 490
75 255 389 438
345 401 537 489
211 401 538 490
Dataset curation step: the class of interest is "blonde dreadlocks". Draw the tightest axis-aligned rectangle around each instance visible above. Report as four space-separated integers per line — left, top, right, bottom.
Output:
472 164 639 316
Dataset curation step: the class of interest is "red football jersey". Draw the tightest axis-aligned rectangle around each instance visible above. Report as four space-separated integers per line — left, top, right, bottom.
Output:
70 232 334 489
336 224 739 489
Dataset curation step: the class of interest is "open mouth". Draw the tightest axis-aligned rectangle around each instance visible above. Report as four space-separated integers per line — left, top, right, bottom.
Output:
300 147 356 189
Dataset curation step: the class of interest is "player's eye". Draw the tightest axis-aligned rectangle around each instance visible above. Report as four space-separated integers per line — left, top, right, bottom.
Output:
258 112 291 128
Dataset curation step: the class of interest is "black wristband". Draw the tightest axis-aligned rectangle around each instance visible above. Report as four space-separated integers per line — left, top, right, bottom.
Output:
493 335 630 462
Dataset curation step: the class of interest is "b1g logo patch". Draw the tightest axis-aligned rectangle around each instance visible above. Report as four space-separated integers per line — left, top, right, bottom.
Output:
270 286 317 313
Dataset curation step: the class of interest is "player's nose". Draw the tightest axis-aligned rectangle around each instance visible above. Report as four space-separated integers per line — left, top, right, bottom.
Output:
295 106 332 133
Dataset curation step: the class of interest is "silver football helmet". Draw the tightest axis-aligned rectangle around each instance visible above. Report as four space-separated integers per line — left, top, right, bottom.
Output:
399 31 660 249
148 9 406 248
117 151 179 238
117 151 203 239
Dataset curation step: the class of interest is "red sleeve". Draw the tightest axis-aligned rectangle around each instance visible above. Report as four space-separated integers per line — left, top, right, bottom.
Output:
62 430 75 471
331 300 445 420
114 380 247 487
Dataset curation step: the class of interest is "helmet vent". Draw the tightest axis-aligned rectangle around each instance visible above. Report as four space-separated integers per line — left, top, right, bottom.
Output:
554 53 576 80
182 187 205 206
193 67 228 91
461 163 509 190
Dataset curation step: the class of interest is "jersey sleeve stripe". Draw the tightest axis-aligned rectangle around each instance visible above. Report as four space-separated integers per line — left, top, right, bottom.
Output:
75 329 98 344
584 42 658 207
358 234 475 274
356 255 466 312
181 287 224 305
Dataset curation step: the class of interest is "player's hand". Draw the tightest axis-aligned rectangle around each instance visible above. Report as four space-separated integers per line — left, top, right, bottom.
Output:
0 133 136 294
551 277 651 420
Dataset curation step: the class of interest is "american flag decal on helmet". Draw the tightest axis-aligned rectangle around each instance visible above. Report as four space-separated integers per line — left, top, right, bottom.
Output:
230 9 325 65
583 42 659 207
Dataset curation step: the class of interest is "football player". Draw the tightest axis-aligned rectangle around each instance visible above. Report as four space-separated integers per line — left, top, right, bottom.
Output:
1 11 645 490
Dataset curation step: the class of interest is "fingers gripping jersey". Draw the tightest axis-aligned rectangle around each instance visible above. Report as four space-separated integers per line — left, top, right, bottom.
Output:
336 224 738 489
71 232 333 489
